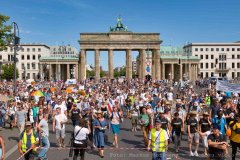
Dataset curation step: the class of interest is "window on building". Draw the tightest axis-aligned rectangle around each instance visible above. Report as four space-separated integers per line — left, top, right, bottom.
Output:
21 48 24 52
38 48 41 52
206 48 209 51
227 48 230 51
8 55 11 61
206 55 209 59
232 63 235 68
206 63 209 69
238 63 240 68
32 63 36 69
27 55 30 60
232 48 235 51
211 48 214 51
27 63 30 69
200 48 203 51
237 48 240 51
27 48 30 52
38 55 41 59
211 63 214 68
221 48 224 51
21 55 24 60
33 55 35 60
21 63 24 69
238 55 240 59
33 73 36 79
27 73 30 79
232 55 235 59
32 48 35 52
232 72 235 79
206 72 209 78
238 72 240 77
0 55 2 60
200 72 203 78
211 72 214 77
216 48 219 51
195 55 198 57
200 55 203 59
200 63 203 69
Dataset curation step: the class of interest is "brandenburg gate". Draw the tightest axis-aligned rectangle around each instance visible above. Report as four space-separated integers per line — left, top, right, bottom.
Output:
78 17 162 81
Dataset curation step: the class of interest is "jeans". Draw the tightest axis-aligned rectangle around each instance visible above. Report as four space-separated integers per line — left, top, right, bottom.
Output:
38 136 50 159
152 151 166 160
73 142 87 160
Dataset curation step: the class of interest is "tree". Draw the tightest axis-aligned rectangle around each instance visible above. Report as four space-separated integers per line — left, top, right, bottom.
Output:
86 70 94 78
1 64 19 81
100 71 106 78
0 14 12 51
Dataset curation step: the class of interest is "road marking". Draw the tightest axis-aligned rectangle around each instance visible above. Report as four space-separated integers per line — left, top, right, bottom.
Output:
5 144 18 159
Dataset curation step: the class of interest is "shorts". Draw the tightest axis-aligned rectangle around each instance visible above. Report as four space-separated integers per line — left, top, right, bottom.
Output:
188 132 199 143
111 124 120 135
56 128 65 139
0 148 2 159
131 116 138 125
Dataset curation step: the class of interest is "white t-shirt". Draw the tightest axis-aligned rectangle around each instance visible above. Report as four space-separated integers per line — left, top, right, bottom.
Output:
54 104 67 115
74 126 89 144
167 92 173 101
54 113 68 130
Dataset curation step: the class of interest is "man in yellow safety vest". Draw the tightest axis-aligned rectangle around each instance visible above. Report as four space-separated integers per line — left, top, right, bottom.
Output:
18 121 39 160
147 119 169 160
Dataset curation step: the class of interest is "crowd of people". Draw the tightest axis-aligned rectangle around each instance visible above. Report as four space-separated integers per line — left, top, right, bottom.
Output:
0 78 240 160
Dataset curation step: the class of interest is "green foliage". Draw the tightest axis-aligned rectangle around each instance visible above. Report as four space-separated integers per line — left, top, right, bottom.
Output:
100 71 106 78
86 70 94 78
2 64 19 81
114 67 126 78
0 14 12 51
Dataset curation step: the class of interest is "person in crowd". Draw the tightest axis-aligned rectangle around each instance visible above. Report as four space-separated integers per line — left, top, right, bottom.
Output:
93 110 108 158
52 107 68 148
208 126 228 160
37 112 50 160
229 114 240 160
170 112 183 153
110 106 123 148
129 105 139 132
18 121 39 160
139 106 150 146
73 118 90 160
0 136 5 160
187 111 199 157
199 112 212 155
212 110 227 136
70 103 81 126
15 103 27 134
7 102 16 129
147 119 169 160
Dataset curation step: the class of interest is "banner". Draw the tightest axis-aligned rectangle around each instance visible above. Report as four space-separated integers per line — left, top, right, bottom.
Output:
65 79 77 85
216 80 240 93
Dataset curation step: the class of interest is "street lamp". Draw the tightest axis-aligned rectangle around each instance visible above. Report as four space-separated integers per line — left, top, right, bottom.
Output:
9 22 20 94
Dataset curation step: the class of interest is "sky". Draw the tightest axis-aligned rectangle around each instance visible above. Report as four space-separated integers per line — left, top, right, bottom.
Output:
1 0 240 70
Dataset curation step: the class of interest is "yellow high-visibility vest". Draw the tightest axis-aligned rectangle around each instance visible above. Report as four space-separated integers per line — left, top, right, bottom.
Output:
21 131 37 152
151 128 166 152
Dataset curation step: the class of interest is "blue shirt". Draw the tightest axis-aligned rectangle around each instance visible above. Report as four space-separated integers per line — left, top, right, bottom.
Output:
212 117 226 135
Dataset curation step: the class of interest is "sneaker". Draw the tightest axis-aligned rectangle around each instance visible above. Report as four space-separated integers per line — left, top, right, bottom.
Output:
194 151 199 157
190 151 194 157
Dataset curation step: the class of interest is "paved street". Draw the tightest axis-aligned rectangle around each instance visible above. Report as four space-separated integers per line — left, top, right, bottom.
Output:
1 117 239 160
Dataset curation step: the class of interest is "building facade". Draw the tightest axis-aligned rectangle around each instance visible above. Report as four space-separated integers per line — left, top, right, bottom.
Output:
0 44 50 80
183 42 240 79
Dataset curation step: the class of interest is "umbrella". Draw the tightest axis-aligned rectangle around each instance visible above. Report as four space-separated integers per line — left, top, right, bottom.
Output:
30 90 46 97
65 87 74 93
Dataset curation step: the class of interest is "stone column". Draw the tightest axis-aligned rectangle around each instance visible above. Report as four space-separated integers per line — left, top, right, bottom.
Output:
57 64 61 80
162 63 165 79
80 49 86 81
151 51 155 80
67 64 70 79
108 49 113 79
171 64 174 80
95 49 100 81
180 64 183 80
126 49 132 79
140 49 146 80
75 64 78 80
188 63 191 80
49 64 52 81
155 49 161 80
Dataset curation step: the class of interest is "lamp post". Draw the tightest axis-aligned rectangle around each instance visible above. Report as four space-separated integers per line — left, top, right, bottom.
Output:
10 22 20 95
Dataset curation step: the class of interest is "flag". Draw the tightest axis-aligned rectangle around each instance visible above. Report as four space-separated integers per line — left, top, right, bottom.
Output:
107 99 113 113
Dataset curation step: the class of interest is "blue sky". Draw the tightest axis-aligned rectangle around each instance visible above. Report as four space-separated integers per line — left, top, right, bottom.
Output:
1 0 240 70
